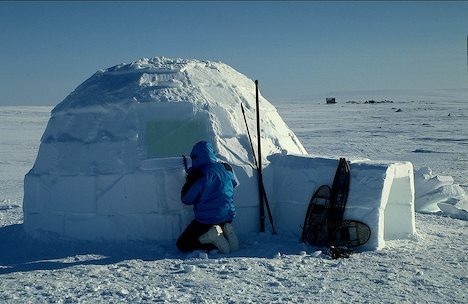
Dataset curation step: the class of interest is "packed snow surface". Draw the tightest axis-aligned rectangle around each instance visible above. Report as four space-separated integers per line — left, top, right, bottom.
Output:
1 93 467 302
0 66 467 302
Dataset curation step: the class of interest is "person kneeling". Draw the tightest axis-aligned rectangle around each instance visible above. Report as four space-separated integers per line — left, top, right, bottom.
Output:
176 141 239 254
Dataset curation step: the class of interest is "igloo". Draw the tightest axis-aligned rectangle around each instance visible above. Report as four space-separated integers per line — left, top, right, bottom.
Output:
24 57 415 250
23 57 307 241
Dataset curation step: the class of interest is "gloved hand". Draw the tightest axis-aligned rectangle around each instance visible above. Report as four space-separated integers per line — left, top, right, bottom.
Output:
181 168 203 197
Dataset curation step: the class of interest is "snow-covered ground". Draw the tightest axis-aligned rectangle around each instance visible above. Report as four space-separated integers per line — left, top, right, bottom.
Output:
0 94 467 303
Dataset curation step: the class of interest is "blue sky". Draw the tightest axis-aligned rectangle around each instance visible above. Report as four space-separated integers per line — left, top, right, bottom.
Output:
0 1 467 105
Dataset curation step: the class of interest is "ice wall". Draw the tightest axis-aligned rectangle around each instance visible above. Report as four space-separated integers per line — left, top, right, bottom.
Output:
266 154 415 250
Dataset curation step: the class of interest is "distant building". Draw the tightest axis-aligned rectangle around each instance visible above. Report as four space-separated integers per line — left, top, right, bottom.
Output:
326 97 336 104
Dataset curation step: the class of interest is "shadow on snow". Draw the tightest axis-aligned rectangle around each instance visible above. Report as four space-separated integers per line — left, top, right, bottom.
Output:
0 224 311 275
0 224 178 275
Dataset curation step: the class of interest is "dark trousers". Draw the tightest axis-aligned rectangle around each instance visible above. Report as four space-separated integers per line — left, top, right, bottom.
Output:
176 219 230 253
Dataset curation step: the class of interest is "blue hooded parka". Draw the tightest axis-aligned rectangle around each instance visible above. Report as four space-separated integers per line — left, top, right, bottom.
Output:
181 141 237 224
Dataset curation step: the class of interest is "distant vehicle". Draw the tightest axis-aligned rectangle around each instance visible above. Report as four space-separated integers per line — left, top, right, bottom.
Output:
326 98 336 104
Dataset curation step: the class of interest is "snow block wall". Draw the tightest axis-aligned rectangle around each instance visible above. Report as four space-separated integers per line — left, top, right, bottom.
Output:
23 57 306 241
266 154 416 250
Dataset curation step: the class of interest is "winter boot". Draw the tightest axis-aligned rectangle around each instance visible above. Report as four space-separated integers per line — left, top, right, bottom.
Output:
199 225 230 254
222 223 239 252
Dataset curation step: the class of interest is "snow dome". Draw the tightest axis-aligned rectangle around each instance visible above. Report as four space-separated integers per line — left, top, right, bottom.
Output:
23 57 306 241
24 57 415 250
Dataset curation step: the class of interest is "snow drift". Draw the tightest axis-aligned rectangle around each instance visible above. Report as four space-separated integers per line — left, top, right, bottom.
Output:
24 57 417 250
414 167 467 220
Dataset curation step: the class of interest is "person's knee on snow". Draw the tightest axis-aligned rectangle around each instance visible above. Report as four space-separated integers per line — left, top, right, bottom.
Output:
176 237 190 253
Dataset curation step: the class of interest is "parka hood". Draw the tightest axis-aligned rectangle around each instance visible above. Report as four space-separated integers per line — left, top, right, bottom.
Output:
190 141 217 168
